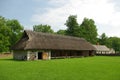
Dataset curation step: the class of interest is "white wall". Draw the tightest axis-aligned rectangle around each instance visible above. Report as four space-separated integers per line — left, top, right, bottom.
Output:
27 51 38 60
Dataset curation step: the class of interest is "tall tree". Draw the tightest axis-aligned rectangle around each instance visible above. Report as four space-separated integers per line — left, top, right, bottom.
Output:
79 18 98 44
0 16 23 52
65 15 80 37
0 16 10 52
7 19 24 46
99 33 108 45
33 24 54 33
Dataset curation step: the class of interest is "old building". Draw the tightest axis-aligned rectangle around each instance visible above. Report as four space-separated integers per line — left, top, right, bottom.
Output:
93 45 115 54
11 30 95 60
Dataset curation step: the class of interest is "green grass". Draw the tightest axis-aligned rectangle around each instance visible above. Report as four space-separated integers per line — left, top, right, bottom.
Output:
0 56 120 80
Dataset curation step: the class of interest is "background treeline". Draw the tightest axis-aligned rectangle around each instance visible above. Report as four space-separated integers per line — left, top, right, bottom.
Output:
0 15 120 53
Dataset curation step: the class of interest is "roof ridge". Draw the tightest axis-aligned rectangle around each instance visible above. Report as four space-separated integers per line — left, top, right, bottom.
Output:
24 30 86 41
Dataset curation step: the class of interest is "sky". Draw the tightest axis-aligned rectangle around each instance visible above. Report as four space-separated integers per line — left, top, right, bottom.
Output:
0 0 120 37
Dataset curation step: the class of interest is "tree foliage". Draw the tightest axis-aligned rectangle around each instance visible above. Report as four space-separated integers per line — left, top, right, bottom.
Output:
65 15 80 37
56 30 66 35
99 33 108 45
65 15 98 44
0 17 10 52
33 24 54 33
106 37 120 53
0 16 23 52
7 19 24 46
79 18 98 44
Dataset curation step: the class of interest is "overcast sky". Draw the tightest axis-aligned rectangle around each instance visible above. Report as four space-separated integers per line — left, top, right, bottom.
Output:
0 0 120 37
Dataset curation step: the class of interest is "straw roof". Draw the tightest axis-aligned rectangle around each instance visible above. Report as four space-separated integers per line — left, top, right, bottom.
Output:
93 45 110 51
11 30 95 51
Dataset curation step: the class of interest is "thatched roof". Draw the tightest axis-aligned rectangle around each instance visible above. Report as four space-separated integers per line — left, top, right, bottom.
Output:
11 30 95 51
93 45 110 51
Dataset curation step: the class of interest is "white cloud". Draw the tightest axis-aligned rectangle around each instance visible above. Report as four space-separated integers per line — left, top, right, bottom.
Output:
48 0 68 7
31 0 120 37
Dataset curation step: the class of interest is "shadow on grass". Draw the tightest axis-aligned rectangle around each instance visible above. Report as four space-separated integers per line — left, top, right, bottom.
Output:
96 55 120 57
0 58 26 62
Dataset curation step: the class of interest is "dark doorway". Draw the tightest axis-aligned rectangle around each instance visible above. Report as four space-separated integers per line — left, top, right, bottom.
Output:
38 52 42 59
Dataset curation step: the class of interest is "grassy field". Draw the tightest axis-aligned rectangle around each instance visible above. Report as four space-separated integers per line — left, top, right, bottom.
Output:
0 56 120 80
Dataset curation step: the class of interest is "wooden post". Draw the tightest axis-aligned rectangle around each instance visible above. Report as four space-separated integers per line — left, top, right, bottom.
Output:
48 51 51 60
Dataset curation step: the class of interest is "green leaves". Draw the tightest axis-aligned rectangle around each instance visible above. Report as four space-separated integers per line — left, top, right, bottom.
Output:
79 18 98 44
0 16 10 52
65 15 80 37
65 15 98 44
99 33 108 45
33 24 54 33
7 19 24 46
106 37 120 53
0 16 23 53
0 34 10 52
57 30 66 35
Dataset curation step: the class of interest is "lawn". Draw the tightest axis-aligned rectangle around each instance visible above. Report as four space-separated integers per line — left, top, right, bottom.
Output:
0 56 120 80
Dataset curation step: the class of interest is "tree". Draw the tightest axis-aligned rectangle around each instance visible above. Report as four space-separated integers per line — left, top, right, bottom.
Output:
106 37 120 53
0 34 10 52
79 18 98 44
0 16 23 53
7 19 24 46
56 30 66 35
65 15 80 37
0 16 10 52
99 33 108 45
33 24 54 33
